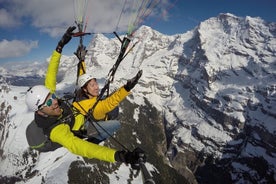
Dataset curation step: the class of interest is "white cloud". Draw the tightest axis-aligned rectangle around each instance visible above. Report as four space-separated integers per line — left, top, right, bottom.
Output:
0 39 38 58
0 0 170 60
0 8 21 28
2 0 169 37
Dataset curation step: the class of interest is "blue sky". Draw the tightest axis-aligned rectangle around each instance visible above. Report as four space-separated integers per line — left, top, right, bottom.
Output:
0 0 275 64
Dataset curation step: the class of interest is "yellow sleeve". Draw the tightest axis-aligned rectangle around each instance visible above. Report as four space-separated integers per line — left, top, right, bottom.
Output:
72 112 85 131
45 50 61 93
50 123 116 162
73 86 130 120
73 97 97 115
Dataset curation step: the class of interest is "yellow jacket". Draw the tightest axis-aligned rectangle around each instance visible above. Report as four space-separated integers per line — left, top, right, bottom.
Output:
45 50 116 162
73 87 130 120
72 54 130 122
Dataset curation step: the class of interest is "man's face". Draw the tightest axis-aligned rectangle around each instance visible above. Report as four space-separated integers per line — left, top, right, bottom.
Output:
38 93 62 116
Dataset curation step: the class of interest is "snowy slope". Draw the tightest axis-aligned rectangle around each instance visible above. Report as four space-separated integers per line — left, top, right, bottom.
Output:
0 13 276 183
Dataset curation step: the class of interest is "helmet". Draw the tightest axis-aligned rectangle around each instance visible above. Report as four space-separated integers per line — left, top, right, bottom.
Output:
78 73 94 88
25 85 50 111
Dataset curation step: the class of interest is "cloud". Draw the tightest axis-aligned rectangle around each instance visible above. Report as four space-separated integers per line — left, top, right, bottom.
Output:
2 0 169 37
0 8 21 28
0 39 38 58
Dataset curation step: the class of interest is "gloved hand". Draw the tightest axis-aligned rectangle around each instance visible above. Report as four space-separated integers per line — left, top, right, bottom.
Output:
75 45 87 61
56 26 76 53
115 147 146 170
124 70 143 92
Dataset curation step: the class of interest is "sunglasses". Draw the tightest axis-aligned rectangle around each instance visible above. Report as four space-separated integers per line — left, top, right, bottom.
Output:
39 94 57 109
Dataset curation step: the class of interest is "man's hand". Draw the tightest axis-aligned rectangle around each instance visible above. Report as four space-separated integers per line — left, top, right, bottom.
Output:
56 26 76 53
115 147 146 170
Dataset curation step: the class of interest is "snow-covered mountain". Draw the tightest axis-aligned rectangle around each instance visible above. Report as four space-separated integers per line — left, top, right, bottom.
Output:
0 13 275 183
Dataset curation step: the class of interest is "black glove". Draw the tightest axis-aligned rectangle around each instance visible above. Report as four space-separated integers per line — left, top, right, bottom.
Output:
115 147 146 169
56 26 76 53
124 70 143 92
75 45 87 61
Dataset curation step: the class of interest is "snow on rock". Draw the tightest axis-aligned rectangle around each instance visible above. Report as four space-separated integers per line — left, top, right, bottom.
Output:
0 13 276 183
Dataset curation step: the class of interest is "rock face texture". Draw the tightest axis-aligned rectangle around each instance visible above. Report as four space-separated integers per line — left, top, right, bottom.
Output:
0 13 275 183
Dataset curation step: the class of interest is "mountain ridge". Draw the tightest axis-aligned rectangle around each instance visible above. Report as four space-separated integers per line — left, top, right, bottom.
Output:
0 13 275 183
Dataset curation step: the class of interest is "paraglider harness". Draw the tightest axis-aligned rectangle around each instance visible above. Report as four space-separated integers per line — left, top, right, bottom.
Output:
26 120 61 152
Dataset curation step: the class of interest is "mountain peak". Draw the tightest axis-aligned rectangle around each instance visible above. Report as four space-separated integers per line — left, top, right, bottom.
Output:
218 12 239 19
1 13 275 184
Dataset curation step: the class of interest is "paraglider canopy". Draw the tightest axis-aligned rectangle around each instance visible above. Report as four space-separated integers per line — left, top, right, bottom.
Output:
73 0 89 32
72 0 161 36
124 0 160 36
